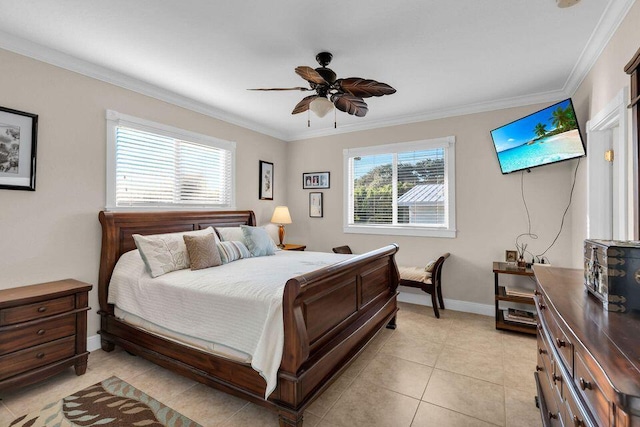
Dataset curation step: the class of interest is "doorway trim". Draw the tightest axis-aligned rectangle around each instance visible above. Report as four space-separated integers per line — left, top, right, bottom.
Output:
586 89 629 239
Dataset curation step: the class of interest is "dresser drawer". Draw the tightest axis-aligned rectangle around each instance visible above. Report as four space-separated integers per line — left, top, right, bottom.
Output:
0 315 76 355
575 351 610 426
537 292 574 374
0 336 76 380
538 360 563 426
0 296 75 326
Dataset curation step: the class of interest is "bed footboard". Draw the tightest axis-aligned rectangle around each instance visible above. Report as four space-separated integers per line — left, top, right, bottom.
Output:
276 244 399 416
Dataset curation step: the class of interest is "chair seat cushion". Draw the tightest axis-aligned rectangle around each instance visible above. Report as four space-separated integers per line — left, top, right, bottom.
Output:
399 266 432 283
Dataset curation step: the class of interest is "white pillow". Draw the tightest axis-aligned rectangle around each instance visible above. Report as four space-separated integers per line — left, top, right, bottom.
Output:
133 227 217 278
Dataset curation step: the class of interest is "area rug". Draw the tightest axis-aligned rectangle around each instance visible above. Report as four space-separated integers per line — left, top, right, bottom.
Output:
9 376 202 427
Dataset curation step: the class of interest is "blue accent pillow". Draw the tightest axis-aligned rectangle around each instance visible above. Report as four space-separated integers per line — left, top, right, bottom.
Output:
241 225 275 257
217 241 252 264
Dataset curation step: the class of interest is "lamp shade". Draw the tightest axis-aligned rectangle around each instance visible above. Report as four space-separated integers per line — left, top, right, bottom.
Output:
271 206 292 224
309 97 334 118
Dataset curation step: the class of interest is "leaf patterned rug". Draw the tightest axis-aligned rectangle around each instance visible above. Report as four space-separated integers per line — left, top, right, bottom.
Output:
9 376 202 427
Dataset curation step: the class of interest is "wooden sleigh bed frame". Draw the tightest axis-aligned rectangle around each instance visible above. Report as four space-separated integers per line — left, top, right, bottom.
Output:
98 210 399 426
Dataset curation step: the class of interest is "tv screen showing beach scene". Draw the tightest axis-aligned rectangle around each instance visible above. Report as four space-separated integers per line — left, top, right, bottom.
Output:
490 99 585 174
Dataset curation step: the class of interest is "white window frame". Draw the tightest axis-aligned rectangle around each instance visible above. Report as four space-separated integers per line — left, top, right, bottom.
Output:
343 136 456 238
105 110 236 211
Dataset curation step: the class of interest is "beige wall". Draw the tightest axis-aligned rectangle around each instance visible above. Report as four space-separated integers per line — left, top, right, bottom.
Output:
571 0 640 267
0 48 288 338
287 107 578 308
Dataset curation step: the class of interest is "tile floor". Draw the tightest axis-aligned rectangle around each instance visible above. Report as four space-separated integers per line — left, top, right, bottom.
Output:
0 302 542 427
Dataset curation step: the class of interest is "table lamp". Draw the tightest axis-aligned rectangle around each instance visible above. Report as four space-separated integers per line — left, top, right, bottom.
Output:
271 206 292 248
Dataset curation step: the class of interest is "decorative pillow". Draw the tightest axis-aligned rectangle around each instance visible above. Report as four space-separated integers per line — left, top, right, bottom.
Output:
241 225 275 257
216 227 247 245
133 227 215 278
183 233 222 270
217 241 252 264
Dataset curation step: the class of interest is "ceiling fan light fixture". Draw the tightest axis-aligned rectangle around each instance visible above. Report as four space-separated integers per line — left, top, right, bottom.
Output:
309 97 334 118
556 0 581 7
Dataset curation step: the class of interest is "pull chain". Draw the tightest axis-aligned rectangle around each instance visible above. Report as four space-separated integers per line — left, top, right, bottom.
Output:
334 105 337 129
307 109 310 128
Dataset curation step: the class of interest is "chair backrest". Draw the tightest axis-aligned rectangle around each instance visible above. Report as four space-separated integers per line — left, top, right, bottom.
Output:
432 253 450 285
332 245 353 254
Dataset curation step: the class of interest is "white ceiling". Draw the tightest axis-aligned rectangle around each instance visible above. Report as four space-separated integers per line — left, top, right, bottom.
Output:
0 0 635 141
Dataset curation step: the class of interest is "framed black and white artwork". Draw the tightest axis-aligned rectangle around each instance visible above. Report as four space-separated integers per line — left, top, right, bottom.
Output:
259 160 274 200
0 106 38 191
303 171 330 189
309 192 323 218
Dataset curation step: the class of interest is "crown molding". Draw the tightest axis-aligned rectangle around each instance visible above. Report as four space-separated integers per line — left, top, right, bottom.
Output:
0 30 288 141
563 0 637 95
284 89 569 141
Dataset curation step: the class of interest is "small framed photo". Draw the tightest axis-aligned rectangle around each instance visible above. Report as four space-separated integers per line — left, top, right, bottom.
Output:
309 192 323 218
303 171 330 189
505 250 518 263
0 106 38 191
259 160 273 200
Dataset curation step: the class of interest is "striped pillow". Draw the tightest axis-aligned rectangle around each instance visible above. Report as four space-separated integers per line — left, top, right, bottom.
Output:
218 241 252 264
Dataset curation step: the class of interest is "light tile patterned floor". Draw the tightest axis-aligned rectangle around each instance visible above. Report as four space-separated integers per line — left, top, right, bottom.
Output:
0 302 542 426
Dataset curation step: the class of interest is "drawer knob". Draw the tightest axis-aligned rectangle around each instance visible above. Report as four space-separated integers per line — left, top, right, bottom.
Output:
556 338 566 348
553 374 562 384
579 377 592 390
36 352 45 359
548 411 558 420
37 306 47 313
573 415 585 426
538 348 547 355
536 365 543 372
534 290 540 296
37 329 46 335
539 303 546 310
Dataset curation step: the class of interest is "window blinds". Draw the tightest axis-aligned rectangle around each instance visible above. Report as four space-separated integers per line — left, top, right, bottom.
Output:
351 148 445 226
115 126 232 207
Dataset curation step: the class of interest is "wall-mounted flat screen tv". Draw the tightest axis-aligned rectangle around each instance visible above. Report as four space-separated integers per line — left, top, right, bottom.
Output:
490 98 586 174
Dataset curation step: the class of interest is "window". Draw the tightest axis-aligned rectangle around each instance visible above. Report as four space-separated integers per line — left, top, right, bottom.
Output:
343 137 456 238
106 110 235 210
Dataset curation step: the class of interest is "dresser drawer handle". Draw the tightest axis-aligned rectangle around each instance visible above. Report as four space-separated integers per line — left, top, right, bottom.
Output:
556 338 566 348
539 303 546 310
36 352 45 359
534 290 540 296
553 374 562 384
548 411 558 420
37 329 46 335
536 365 543 372
538 348 547 355
37 306 47 313
579 377 592 390
573 415 585 426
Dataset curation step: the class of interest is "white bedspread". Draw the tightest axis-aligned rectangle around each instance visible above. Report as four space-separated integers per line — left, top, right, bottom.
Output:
108 249 352 398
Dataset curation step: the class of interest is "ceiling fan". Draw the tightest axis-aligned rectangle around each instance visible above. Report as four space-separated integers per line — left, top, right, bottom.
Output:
249 52 396 122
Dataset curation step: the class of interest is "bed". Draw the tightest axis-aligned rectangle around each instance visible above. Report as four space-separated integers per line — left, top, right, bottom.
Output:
98 210 399 426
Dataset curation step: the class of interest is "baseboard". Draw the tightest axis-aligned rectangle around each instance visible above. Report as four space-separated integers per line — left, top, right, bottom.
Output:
87 334 102 352
397 287 493 317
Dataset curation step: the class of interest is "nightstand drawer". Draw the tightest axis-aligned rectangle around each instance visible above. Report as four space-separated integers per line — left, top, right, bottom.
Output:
0 295 75 326
0 315 76 355
0 336 76 380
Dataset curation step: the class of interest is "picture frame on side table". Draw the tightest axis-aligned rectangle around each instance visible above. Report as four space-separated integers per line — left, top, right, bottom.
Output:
505 250 518 263
0 106 38 191
310 192 323 218
259 160 273 200
303 171 330 189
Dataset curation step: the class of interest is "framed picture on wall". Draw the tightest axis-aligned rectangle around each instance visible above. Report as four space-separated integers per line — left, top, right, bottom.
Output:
310 192 323 218
303 171 330 189
259 160 273 200
0 106 38 191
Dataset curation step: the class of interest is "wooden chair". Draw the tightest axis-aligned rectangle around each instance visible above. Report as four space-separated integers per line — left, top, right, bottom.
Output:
398 253 450 318
332 245 353 254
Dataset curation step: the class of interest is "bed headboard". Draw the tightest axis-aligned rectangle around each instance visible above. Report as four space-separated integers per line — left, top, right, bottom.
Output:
98 210 256 313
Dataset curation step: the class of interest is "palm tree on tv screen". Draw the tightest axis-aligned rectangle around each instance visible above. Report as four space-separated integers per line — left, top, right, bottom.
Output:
551 106 576 131
534 123 547 138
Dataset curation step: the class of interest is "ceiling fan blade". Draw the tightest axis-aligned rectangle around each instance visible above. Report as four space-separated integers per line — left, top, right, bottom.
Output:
336 78 396 98
331 94 368 117
291 95 319 114
295 66 327 85
247 87 311 91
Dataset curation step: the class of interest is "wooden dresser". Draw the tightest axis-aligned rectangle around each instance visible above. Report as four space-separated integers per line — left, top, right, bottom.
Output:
0 279 92 392
533 266 640 426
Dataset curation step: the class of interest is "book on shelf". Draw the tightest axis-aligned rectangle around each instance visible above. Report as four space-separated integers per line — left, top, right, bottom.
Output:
503 308 538 326
504 285 535 298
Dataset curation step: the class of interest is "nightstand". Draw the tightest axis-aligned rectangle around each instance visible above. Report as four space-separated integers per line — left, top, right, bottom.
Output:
282 244 306 251
0 279 92 391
